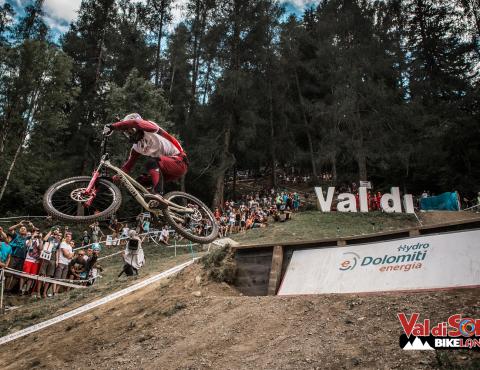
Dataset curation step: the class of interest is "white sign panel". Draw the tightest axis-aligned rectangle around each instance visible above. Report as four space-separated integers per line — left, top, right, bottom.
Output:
278 229 480 295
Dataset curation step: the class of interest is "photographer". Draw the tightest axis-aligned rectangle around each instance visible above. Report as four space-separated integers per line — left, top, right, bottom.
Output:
37 227 62 298
6 220 34 291
119 230 144 277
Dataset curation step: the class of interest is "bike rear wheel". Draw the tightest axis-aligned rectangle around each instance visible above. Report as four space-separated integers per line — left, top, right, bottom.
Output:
163 191 218 244
43 176 122 223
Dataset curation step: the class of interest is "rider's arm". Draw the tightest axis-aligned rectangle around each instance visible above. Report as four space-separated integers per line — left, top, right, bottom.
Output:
111 118 159 133
121 148 141 174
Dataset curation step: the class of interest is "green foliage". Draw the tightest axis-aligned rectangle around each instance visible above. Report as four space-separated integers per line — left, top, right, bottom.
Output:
107 69 171 126
0 0 479 215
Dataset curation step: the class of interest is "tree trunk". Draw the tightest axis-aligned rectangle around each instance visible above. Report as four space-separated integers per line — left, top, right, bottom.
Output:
0 133 25 203
169 65 176 96
154 6 165 87
185 0 205 127
232 165 237 201
294 69 317 180
202 60 212 105
268 80 277 189
331 153 337 183
357 151 367 182
0 123 7 154
212 125 231 209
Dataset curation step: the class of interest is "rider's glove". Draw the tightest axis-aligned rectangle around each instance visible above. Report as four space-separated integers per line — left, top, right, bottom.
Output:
103 124 114 137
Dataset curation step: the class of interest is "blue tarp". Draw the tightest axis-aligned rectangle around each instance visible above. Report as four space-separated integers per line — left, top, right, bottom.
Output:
420 192 460 211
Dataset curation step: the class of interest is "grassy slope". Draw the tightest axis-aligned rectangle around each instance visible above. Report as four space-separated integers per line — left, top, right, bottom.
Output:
231 211 419 245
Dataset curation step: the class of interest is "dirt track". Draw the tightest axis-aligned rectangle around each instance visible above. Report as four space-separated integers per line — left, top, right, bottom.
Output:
1 261 479 370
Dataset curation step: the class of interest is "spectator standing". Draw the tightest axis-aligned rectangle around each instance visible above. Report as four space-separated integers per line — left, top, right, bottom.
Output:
160 226 170 245
6 221 32 291
293 192 300 212
20 230 42 295
53 233 74 295
87 245 102 285
37 229 62 298
89 221 103 243
120 230 145 277
81 231 91 247
0 233 12 269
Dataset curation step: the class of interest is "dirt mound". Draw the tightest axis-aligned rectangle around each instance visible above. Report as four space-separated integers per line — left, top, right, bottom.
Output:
1 254 479 369
419 210 480 225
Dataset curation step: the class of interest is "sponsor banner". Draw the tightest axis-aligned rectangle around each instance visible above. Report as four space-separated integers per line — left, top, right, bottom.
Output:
278 229 480 295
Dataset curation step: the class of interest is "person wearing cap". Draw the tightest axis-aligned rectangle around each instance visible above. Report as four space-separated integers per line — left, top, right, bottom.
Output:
119 230 145 277
103 113 188 200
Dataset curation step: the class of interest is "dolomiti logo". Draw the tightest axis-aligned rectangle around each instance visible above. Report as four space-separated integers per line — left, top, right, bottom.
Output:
339 242 430 272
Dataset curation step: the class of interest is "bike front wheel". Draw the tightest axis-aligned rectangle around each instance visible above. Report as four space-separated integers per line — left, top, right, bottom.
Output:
163 191 219 244
43 176 122 223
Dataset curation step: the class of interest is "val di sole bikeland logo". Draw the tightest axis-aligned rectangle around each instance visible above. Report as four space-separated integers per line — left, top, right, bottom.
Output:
398 313 480 351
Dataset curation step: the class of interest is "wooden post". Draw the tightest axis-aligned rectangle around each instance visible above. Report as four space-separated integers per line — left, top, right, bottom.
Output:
409 229 420 237
267 246 283 295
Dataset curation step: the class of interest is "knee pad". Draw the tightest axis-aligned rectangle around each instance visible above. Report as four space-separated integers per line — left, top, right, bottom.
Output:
145 159 159 171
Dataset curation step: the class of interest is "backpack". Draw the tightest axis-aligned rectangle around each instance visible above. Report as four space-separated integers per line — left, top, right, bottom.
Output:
127 239 139 251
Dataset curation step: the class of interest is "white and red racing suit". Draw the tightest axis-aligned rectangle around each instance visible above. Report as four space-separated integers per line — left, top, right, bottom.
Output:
111 118 188 190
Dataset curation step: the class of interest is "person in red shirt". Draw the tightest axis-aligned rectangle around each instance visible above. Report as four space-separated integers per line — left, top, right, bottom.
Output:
375 192 382 211
104 113 188 198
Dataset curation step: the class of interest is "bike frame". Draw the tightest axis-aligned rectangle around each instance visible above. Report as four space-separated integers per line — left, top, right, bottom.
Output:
85 154 193 217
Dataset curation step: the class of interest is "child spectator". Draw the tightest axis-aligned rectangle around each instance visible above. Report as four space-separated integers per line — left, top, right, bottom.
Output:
81 231 91 247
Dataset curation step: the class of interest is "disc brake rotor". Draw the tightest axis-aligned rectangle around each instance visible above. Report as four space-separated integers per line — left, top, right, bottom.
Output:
70 188 91 202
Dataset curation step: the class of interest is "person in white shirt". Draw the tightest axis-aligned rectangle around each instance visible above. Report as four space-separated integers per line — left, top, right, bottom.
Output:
160 226 170 245
53 233 74 294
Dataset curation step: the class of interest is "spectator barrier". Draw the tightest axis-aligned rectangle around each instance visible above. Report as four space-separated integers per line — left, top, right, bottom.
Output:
2 268 88 289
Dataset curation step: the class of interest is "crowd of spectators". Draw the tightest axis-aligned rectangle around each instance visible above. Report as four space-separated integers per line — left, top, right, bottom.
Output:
0 220 103 299
214 189 302 237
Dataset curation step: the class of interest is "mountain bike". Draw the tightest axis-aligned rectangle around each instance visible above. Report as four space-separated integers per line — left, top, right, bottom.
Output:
43 130 218 244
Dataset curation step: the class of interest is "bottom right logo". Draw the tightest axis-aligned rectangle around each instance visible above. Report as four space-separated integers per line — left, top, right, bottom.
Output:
398 313 480 350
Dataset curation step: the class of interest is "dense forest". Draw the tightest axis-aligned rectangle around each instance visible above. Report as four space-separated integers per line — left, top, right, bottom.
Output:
0 0 479 216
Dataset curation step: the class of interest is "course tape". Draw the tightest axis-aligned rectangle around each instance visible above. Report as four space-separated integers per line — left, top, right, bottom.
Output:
0 258 197 345
3 268 86 289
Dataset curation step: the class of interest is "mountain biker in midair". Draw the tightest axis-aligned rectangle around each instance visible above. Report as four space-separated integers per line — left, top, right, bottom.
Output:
104 113 188 200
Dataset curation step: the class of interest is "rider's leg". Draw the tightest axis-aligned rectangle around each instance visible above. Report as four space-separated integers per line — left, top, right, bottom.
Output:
146 159 164 195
